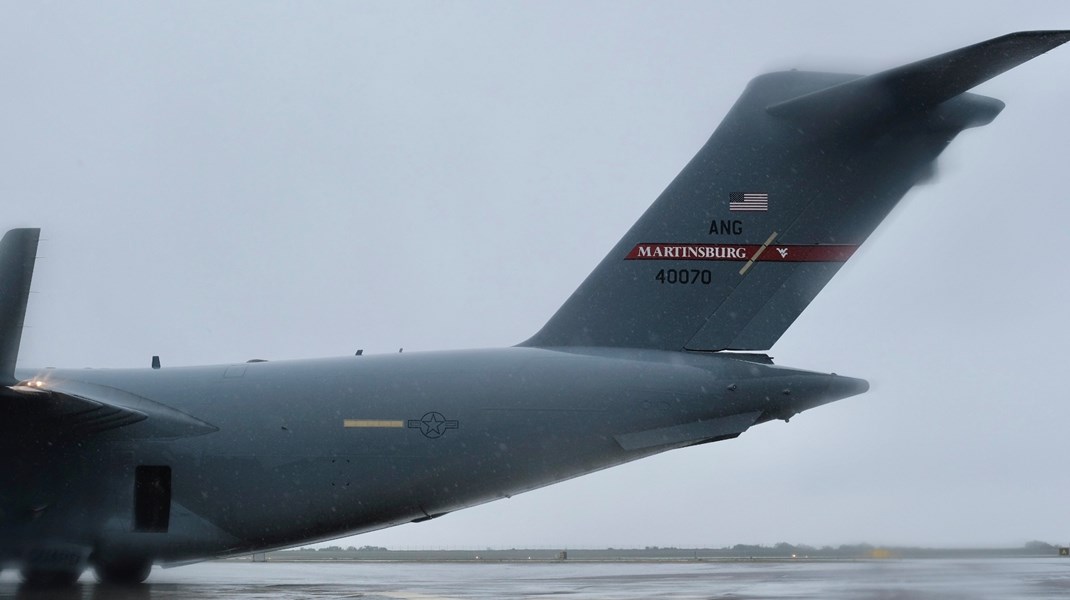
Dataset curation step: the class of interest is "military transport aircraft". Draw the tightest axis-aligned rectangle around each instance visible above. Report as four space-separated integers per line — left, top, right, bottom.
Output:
2 31 1068 586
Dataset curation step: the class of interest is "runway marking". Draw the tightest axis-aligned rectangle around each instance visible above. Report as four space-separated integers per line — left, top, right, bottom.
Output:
378 590 462 594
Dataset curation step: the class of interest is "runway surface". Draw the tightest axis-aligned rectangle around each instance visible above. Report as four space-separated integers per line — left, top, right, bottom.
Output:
2 559 1070 599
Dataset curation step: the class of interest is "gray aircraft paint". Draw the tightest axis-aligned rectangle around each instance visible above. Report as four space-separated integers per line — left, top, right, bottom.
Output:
1 31 1067 584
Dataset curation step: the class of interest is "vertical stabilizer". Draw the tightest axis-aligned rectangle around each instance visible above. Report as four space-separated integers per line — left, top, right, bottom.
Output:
522 31 1069 352
0 228 40 385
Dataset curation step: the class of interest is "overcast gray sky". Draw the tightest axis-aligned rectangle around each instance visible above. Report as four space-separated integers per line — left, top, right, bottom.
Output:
5 2 1070 549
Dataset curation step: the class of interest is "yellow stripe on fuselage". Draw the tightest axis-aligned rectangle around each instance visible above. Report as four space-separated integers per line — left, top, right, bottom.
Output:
343 419 404 428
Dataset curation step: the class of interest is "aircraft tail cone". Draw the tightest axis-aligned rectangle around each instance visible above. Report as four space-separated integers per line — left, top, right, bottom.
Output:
827 373 869 401
758 370 870 423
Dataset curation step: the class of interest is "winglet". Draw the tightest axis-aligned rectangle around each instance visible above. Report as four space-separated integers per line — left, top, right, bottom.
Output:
767 31 1070 127
0 228 40 386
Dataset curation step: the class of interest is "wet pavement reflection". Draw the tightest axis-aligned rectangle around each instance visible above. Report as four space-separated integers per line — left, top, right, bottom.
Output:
3 559 1070 599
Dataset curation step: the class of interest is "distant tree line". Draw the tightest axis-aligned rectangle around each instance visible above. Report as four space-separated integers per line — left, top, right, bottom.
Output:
273 541 1064 561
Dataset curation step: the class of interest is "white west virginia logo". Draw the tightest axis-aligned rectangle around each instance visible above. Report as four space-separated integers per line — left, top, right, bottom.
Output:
776 247 788 258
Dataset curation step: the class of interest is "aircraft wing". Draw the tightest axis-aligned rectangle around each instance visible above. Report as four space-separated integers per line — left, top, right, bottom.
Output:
1 378 216 439
1 383 148 436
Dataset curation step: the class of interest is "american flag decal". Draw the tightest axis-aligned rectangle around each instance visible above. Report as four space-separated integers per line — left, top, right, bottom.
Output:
729 192 768 212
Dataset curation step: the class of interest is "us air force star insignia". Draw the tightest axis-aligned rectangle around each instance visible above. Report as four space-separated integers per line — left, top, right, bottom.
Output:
407 412 460 439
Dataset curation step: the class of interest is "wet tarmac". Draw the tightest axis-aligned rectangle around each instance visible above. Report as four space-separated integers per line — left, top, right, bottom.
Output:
2 559 1070 599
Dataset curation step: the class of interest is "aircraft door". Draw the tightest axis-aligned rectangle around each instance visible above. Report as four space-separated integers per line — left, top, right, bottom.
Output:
133 465 171 533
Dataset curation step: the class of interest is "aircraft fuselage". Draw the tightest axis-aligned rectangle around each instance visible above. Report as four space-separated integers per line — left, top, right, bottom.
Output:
2 347 860 566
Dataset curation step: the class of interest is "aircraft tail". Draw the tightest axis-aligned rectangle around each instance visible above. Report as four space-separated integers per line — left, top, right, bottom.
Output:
522 31 1069 352
0 228 39 385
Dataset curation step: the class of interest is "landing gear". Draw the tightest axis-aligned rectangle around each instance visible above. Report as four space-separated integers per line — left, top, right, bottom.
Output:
94 559 152 585
20 568 82 587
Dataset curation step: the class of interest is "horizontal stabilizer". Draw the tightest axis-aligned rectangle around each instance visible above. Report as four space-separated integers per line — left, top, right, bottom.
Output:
1 378 217 439
767 31 1070 127
615 411 761 451
0 228 39 386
